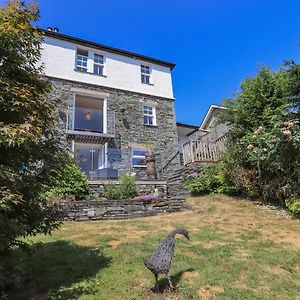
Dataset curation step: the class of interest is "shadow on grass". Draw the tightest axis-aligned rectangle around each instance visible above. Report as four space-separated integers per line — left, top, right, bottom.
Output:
151 268 196 293
10 240 111 300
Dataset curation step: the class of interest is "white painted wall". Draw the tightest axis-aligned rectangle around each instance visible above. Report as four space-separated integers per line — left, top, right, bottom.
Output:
41 36 174 99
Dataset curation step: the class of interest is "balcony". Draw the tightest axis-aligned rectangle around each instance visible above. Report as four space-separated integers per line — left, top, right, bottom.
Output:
182 135 227 165
66 95 115 138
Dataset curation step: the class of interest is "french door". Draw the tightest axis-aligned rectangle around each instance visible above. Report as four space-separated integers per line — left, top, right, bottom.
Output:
74 143 107 179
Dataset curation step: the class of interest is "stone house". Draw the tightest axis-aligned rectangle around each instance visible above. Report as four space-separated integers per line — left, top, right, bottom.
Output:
40 28 180 182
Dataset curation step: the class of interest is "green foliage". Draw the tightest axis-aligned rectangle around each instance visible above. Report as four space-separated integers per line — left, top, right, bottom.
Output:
103 184 122 200
219 64 300 205
43 164 88 200
0 0 68 255
103 174 137 199
119 173 138 199
286 199 300 215
188 63 300 208
185 162 237 196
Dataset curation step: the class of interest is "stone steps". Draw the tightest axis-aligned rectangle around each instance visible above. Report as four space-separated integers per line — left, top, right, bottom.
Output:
167 170 190 197
166 163 204 197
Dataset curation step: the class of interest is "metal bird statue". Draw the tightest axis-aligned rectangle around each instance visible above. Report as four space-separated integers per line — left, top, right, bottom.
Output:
144 228 190 290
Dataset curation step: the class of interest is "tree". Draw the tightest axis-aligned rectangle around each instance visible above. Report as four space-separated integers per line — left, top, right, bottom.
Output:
0 0 68 254
222 63 300 206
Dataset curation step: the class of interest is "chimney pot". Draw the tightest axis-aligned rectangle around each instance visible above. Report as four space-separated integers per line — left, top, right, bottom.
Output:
47 26 53 31
53 27 59 33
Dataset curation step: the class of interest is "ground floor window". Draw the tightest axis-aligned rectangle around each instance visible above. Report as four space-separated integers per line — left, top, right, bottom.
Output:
131 149 147 168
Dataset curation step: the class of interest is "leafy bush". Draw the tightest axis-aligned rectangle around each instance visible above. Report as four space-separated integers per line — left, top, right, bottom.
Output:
185 162 237 196
0 256 26 296
286 199 300 216
218 63 300 205
119 173 138 199
103 184 122 200
103 174 137 199
43 164 88 200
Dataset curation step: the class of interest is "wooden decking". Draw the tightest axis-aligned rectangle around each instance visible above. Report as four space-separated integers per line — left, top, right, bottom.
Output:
182 135 226 165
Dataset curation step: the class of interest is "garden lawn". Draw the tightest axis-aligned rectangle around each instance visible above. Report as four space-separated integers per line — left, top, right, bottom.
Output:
10 195 300 300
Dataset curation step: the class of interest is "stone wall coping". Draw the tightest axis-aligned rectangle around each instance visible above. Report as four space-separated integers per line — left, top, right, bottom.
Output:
59 197 186 205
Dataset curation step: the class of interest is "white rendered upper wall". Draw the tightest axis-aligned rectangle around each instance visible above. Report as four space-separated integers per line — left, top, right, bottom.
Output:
41 36 174 99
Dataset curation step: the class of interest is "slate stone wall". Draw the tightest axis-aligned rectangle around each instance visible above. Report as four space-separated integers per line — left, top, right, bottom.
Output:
88 181 168 199
48 77 180 179
59 197 187 221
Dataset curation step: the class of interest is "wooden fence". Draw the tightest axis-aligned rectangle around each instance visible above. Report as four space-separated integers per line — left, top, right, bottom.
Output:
182 135 227 165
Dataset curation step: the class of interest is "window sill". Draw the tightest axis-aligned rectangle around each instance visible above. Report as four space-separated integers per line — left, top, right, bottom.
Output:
132 165 147 168
141 82 154 86
66 129 114 138
74 69 107 78
143 124 158 128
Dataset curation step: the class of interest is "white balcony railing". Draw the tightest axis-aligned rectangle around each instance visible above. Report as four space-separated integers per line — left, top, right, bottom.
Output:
182 135 227 165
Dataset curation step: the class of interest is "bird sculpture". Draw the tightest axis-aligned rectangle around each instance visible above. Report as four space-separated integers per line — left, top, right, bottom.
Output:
144 228 190 290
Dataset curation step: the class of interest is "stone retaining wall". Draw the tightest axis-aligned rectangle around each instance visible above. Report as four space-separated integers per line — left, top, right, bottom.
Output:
59 197 187 221
88 180 168 199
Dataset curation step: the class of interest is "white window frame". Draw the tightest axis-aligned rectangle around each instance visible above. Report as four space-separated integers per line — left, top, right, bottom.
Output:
143 104 156 126
131 148 147 168
97 143 107 169
76 49 88 72
141 64 151 84
93 53 105 76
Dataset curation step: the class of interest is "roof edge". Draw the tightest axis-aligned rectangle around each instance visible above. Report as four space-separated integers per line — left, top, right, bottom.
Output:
38 28 176 70
176 122 199 129
200 104 227 129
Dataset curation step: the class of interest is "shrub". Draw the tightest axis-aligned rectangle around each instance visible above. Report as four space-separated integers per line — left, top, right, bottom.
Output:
219 63 300 205
103 174 137 199
185 162 237 196
286 199 300 216
119 173 137 199
103 184 122 200
43 164 88 200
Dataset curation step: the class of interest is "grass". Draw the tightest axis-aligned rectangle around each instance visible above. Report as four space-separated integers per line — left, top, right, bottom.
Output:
9 195 300 299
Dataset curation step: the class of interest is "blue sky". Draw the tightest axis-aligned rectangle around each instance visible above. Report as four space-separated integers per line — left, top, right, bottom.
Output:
3 0 300 125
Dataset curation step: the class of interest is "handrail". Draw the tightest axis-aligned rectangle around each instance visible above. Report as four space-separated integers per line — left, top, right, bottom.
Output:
157 150 180 176
182 134 227 165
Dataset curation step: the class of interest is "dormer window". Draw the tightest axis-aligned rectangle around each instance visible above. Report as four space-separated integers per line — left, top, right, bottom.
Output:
141 65 151 84
76 49 88 72
94 53 104 75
